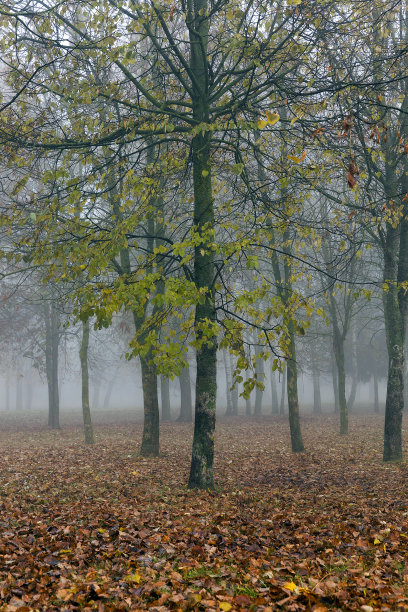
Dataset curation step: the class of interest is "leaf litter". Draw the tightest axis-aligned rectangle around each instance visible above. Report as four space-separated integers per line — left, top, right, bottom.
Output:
0 414 407 611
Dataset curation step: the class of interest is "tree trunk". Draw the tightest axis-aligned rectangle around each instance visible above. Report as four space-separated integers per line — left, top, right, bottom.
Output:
45 301 60 429
80 319 94 444
223 349 233 416
188 0 217 489
102 371 117 410
286 320 305 452
374 371 379 414
178 365 193 422
312 366 322 415
254 344 264 416
92 381 100 411
383 221 406 462
333 330 348 435
138 352 160 457
280 368 286 415
347 325 358 412
161 376 171 421
230 353 238 415
245 367 251 416
270 366 279 414
311 345 322 415
331 350 339 413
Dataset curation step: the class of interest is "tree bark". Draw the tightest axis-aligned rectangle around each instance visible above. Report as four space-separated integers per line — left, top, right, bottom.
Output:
45 301 60 429
161 376 171 421
245 367 251 416
80 319 94 444
138 346 160 456
187 0 217 489
178 365 193 422
230 353 238 415
270 365 279 414
254 344 264 416
347 325 358 412
280 368 286 415
286 320 305 452
311 345 322 414
383 219 406 461
333 329 348 435
331 350 339 413
223 349 233 416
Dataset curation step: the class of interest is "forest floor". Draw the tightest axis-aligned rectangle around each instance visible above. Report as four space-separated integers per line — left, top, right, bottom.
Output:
0 414 407 611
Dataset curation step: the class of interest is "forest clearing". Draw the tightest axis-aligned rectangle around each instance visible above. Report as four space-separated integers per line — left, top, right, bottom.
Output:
0 415 407 611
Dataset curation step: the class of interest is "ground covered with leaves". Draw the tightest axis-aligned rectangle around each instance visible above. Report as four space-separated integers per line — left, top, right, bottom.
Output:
0 413 407 611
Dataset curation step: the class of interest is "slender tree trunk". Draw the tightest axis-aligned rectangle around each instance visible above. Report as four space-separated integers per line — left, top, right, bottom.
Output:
286 320 305 452
347 325 358 412
178 365 193 422
92 381 100 411
188 0 217 489
311 345 322 414
331 350 339 413
230 353 238 415
254 345 264 416
223 349 233 416
245 367 251 416
161 376 171 421
270 366 279 415
280 368 286 415
102 370 117 410
333 329 348 435
374 372 379 414
80 319 94 444
312 366 322 414
45 301 60 429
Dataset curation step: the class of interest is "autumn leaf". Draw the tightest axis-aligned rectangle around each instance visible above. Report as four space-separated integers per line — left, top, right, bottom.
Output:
219 603 232 611
283 580 298 591
125 573 142 583
265 110 280 125
287 151 306 163
257 118 268 129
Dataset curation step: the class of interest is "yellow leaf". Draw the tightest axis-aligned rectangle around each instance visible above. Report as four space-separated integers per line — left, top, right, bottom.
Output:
283 581 297 591
287 151 306 164
287 154 300 163
257 118 268 129
373 538 381 545
125 573 141 583
266 110 280 125
219 603 232 611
